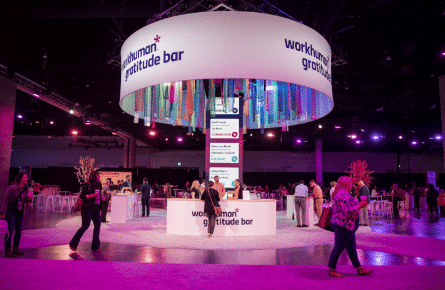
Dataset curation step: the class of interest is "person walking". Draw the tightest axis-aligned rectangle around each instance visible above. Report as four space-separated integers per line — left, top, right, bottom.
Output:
328 176 374 277
0 172 32 257
201 181 220 237
140 177 151 217
101 178 112 223
69 171 103 252
294 180 309 227
357 180 370 226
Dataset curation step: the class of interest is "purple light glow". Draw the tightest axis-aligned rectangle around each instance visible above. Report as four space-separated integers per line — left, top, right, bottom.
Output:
412 141 417 145
149 131 156 136
355 140 361 144
296 139 302 144
442 52 445 56
348 134 357 139
372 135 379 140
17 115 23 119
32 93 39 97
435 135 442 140
177 137 183 142
399 135 403 139
335 126 342 129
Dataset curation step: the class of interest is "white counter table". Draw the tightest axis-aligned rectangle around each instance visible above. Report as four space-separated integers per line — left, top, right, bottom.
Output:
166 199 276 236
286 195 315 227
110 194 141 223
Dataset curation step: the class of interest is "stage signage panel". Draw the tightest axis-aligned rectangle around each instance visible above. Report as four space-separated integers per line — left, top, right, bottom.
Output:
209 167 239 188
214 97 240 115
210 119 239 139
210 143 239 164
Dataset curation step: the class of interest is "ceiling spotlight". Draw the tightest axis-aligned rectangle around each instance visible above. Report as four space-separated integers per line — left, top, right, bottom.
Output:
355 140 361 144
267 132 274 137
442 51 445 56
17 114 23 119
50 121 54 125
250 133 253 137
334 125 342 129
32 93 39 97
35 121 40 124
318 124 323 129
69 109 74 114
348 134 357 139
165 138 169 141
296 139 302 144
411 141 417 145
372 135 379 140
71 130 78 136
361 129 365 132
398 135 403 139
149 130 156 136
435 135 442 140
410 130 415 133
177 137 183 142
84 119 91 125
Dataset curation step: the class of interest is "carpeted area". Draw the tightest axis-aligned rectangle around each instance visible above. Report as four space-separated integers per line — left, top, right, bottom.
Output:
0 259 443 290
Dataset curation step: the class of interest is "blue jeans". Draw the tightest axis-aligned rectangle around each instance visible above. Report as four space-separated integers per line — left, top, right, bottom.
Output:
5 211 24 250
69 206 101 250
328 220 361 269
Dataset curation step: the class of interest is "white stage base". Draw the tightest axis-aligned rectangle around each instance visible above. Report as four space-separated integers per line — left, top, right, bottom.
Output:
166 199 276 236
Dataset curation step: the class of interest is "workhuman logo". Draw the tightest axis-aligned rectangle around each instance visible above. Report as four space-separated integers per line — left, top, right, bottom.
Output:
284 39 331 83
122 35 185 82
191 208 254 226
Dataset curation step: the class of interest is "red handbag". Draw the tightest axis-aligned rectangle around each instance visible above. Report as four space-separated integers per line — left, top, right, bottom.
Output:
317 207 334 232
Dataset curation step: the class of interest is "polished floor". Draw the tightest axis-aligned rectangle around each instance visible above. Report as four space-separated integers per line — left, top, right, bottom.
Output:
5 204 445 266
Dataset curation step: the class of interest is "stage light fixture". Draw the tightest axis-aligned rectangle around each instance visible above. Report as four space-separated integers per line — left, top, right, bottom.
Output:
50 121 54 125
17 114 23 119
177 137 183 142
318 124 323 129
398 135 403 139
149 130 156 136
296 139 302 144
267 132 274 137
411 141 417 145
334 126 342 129
69 109 74 114
435 135 442 140
71 130 78 136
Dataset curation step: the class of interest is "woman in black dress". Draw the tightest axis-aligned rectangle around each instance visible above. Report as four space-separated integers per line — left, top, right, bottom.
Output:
201 181 220 237
69 171 103 252
190 180 201 199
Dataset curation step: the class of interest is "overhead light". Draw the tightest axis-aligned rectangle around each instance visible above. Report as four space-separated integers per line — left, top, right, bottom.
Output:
267 132 274 137
411 141 417 145
17 114 23 119
111 131 117 135
318 124 323 129
71 130 79 136
435 135 442 140
69 109 74 114
84 119 91 125
361 129 365 132
355 140 361 144
398 135 403 140
334 126 342 129
32 93 40 97
348 134 357 139
177 137 183 142
35 121 40 124
165 138 169 141
296 139 302 144
149 130 156 136
372 135 379 140
50 121 54 125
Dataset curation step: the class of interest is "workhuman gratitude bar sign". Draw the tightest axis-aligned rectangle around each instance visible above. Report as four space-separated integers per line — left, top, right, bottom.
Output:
119 11 333 130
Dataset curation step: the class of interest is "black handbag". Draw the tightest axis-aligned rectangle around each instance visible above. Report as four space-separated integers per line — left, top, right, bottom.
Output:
317 207 334 232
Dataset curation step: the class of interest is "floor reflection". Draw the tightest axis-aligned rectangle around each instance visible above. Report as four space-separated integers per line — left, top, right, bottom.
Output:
9 242 444 266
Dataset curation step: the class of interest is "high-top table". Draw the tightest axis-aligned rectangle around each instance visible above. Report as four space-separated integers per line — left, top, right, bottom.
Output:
166 199 276 236
286 195 315 227
110 193 141 223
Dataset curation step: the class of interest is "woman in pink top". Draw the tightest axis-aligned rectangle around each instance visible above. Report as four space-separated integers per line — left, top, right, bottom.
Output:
328 176 374 277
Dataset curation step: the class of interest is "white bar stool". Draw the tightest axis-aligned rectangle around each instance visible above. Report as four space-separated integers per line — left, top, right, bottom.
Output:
44 195 55 212
60 196 71 213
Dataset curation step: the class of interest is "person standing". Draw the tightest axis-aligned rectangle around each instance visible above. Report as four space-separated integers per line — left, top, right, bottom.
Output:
0 172 32 257
328 181 336 202
357 180 370 226
183 181 190 194
122 175 132 189
294 180 309 227
101 178 112 223
140 177 151 217
392 184 405 216
309 180 323 222
190 180 201 199
426 184 439 214
328 176 374 277
227 179 243 200
201 181 220 237
412 183 421 210
213 176 226 199
69 171 103 252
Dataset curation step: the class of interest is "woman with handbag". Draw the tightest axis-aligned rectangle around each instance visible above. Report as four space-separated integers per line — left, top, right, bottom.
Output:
328 176 374 277
0 172 32 257
69 171 103 252
201 181 221 237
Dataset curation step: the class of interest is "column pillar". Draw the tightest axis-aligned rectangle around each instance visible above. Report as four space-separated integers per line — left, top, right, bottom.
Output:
123 138 129 168
0 76 17 196
315 139 323 185
439 75 445 172
128 137 136 168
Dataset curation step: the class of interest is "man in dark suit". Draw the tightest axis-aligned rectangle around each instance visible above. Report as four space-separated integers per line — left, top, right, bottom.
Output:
141 177 151 217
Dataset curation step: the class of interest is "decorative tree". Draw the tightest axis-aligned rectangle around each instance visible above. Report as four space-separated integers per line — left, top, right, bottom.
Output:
74 156 100 185
346 160 375 193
